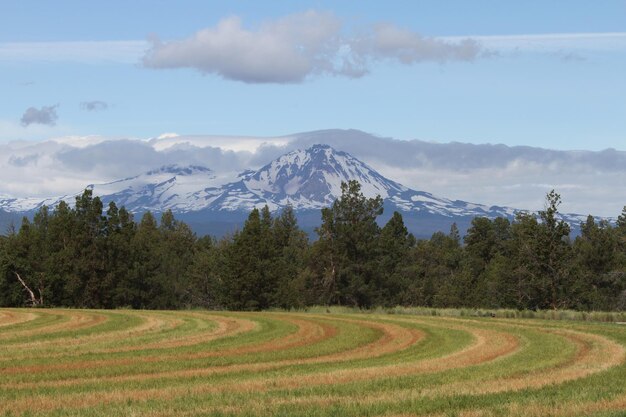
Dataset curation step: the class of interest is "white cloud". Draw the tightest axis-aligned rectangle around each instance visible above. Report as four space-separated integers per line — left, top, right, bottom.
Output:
143 11 344 83
142 11 482 83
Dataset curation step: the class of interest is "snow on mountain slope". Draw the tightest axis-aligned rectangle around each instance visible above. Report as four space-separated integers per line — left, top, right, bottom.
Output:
87 165 223 212
0 195 61 213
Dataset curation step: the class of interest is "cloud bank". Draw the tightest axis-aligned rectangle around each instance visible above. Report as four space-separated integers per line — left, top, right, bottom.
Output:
20 105 59 127
142 11 482 83
0 130 625 217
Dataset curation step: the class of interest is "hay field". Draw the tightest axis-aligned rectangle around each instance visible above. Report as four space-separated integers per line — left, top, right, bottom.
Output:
0 309 625 417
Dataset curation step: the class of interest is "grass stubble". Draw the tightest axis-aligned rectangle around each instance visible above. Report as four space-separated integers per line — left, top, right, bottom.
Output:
0 308 624 417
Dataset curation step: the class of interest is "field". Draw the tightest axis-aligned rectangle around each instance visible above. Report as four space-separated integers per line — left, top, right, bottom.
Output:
0 309 625 417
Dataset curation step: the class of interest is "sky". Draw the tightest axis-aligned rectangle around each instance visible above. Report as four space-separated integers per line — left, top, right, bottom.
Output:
1 1 625 215
1 1 625 148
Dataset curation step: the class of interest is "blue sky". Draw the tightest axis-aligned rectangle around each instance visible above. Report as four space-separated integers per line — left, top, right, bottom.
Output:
1 0 625 150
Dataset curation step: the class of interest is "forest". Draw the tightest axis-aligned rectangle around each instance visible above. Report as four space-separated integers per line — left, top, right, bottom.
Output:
1 181 625 311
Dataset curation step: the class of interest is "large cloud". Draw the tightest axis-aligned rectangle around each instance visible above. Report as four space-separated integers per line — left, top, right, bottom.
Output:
1 130 625 217
142 11 482 83
20 105 59 127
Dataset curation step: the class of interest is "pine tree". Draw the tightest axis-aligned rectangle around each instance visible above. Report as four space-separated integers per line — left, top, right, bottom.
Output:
271 206 309 309
223 207 275 310
537 190 572 309
377 211 413 305
189 235 227 309
104 202 135 308
464 217 497 266
311 181 383 307
509 212 542 309
572 216 623 310
461 217 513 307
123 212 160 308
156 210 196 308
507 191 573 310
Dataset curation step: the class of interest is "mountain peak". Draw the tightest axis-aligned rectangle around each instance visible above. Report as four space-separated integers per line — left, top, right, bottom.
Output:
224 143 405 211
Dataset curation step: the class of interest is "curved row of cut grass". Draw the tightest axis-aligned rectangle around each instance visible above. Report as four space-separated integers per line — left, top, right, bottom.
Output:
0 308 624 417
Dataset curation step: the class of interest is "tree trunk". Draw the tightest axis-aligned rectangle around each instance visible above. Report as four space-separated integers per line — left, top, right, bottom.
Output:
14 272 43 306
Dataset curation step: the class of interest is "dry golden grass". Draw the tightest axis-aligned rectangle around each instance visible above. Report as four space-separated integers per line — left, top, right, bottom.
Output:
0 309 38 328
0 310 107 341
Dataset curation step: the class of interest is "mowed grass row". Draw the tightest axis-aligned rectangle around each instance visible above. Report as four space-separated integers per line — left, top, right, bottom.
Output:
0 308 624 417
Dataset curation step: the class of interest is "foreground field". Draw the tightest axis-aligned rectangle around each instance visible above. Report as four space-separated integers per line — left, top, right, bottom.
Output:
0 309 625 417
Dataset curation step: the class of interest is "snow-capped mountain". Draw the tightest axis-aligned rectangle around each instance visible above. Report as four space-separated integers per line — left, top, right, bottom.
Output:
195 144 407 212
0 144 598 237
195 144 516 219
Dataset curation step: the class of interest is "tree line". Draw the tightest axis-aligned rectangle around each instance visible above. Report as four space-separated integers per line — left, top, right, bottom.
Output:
1 182 625 311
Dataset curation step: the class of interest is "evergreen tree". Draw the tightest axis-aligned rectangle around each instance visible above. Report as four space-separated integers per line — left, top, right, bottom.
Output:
377 211 413 306
310 180 383 307
155 210 196 308
464 217 497 266
123 212 160 308
223 208 275 310
428 230 463 308
189 235 227 309
271 206 309 309
572 216 624 310
509 212 544 309
46 201 75 305
66 190 107 307
462 217 512 307
507 191 572 310
537 190 573 309
105 203 135 308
